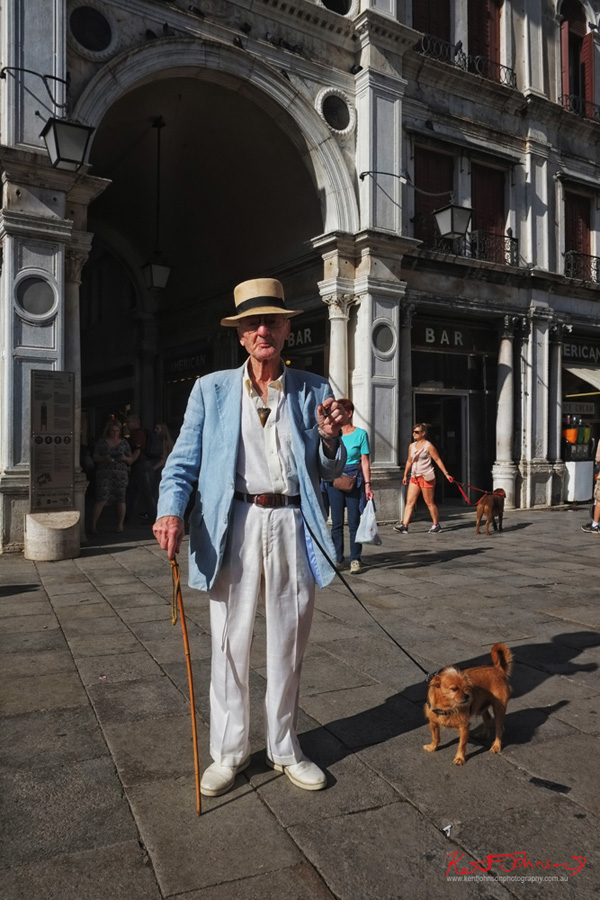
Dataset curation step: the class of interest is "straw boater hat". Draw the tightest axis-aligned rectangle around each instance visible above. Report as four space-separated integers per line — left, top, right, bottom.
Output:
220 277 302 326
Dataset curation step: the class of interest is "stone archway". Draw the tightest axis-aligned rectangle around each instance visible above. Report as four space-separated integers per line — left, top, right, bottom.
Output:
75 38 359 236
75 39 359 441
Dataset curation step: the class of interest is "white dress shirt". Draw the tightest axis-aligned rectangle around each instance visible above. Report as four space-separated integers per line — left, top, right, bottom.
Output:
235 363 299 495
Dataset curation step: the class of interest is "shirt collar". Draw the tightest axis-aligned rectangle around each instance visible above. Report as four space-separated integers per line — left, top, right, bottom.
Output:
243 360 286 396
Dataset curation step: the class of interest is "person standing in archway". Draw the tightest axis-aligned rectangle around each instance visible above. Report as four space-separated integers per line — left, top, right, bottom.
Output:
153 278 347 797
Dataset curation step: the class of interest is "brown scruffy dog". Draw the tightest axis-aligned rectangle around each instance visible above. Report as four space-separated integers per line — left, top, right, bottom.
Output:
423 643 513 765
475 488 506 535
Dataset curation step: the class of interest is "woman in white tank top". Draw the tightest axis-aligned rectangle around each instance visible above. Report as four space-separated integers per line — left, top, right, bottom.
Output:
393 423 452 534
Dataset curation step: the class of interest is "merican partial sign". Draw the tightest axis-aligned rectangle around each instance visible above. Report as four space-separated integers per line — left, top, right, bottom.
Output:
563 341 600 364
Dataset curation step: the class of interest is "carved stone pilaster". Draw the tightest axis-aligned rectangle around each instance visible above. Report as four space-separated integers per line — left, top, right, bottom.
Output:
400 302 415 329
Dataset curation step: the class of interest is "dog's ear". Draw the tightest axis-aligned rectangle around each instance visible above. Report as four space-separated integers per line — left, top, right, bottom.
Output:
429 674 442 688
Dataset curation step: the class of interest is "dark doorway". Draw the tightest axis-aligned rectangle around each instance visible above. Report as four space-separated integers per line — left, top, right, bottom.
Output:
414 393 467 505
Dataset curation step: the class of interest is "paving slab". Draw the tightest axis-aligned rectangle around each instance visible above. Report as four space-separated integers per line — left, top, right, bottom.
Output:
0 841 163 900
0 706 107 769
126 776 304 896
288 800 512 900
451 794 596 900
174 861 337 900
86 675 188 724
0 758 138 866
0 671 89 715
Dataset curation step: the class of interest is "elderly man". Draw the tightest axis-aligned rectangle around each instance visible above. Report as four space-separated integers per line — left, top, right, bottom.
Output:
153 277 346 796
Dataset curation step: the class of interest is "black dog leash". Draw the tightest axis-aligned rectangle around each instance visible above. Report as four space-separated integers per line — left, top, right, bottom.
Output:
302 512 430 678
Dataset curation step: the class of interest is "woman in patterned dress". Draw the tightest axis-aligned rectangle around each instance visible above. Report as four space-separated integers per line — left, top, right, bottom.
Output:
91 421 134 533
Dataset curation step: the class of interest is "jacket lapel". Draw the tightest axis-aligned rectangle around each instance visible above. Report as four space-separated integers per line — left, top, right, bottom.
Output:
214 365 244 445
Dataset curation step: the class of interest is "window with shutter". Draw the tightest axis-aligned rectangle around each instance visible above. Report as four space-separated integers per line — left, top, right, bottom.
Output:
468 0 501 62
413 0 451 42
565 192 590 255
414 147 454 243
471 164 506 263
559 0 595 114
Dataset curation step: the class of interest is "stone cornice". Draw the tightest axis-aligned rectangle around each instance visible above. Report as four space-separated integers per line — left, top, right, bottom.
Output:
0 210 73 243
0 145 108 200
354 10 421 56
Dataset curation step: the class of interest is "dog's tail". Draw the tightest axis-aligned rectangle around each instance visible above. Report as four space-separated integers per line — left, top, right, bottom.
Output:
491 643 513 676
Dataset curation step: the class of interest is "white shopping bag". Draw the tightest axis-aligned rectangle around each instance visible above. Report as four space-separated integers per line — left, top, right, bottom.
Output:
355 499 382 545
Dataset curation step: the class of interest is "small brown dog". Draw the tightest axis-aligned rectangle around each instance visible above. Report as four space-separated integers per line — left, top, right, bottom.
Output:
423 643 513 765
475 488 506 535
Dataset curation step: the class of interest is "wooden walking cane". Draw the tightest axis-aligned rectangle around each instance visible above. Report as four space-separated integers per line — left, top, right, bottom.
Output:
170 557 201 815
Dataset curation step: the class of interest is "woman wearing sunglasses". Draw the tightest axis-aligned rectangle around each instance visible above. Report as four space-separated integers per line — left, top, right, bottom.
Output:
394 423 452 534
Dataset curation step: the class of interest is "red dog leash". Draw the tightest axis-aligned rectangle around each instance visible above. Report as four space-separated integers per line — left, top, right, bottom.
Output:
452 481 505 506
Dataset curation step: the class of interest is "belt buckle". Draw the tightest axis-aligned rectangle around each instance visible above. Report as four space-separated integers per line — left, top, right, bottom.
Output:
255 493 269 507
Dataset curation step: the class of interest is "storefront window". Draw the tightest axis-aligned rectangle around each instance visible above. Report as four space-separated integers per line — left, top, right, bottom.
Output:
413 350 496 393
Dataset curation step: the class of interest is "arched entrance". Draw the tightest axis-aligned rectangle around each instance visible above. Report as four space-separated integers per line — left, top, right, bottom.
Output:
76 43 358 445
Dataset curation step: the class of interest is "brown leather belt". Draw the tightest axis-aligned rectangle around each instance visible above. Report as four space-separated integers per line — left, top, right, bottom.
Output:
234 491 301 508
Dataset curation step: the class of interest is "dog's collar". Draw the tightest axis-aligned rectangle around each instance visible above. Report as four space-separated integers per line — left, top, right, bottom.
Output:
426 699 457 716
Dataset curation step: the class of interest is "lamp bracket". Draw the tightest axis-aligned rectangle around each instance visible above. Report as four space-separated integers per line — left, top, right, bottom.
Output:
0 66 70 109
360 169 453 200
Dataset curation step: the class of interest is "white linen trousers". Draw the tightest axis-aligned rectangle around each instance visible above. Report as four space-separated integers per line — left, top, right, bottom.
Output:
208 498 315 767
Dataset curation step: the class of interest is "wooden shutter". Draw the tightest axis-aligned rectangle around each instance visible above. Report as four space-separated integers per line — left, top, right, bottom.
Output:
413 0 451 42
468 0 501 62
561 20 571 99
472 164 505 234
414 148 453 241
565 192 590 255
582 32 595 106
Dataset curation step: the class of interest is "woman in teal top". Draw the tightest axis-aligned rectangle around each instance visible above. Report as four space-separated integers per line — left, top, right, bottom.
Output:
326 399 374 574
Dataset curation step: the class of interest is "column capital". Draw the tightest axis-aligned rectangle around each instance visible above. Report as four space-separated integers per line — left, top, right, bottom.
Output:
550 321 573 344
321 290 357 320
498 314 519 341
65 230 94 284
400 302 416 328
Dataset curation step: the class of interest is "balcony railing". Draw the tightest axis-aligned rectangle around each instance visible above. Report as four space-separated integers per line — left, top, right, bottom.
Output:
564 250 600 283
560 94 600 123
461 55 518 89
414 34 463 66
415 35 517 89
415 221 520 266
469 229 520 266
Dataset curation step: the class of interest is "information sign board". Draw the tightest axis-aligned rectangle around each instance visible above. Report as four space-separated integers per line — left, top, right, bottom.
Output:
30 370 75 511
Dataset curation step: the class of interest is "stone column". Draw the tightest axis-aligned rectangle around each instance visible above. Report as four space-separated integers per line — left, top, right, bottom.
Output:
549 322 567 504
65 237 93 540
492 315 518 506
320 288 356 398
398 302 414 520
520 306 554 507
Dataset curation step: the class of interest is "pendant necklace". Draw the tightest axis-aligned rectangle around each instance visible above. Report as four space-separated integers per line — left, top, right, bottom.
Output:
257 406 271 428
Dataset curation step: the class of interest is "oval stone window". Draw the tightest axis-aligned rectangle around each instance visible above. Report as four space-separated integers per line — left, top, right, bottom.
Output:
70 6 112 53
373 323 395 354
16 277 55 317
322 95 351 132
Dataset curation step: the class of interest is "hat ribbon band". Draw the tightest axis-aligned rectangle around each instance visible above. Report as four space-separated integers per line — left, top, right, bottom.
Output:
235 296 287 314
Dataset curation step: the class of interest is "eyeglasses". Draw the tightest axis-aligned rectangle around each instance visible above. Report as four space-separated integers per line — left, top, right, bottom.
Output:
240 315 286 332
413 429 423 434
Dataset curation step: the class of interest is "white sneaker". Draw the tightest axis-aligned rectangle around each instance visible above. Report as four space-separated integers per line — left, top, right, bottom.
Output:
267 756 327 791
200 757 250 796
350 560 362 574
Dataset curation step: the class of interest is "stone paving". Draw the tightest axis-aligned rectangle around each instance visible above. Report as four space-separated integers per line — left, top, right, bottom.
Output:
1 505 598 899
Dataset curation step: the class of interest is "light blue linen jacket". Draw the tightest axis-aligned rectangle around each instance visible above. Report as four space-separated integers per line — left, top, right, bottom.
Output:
156 363 346 591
